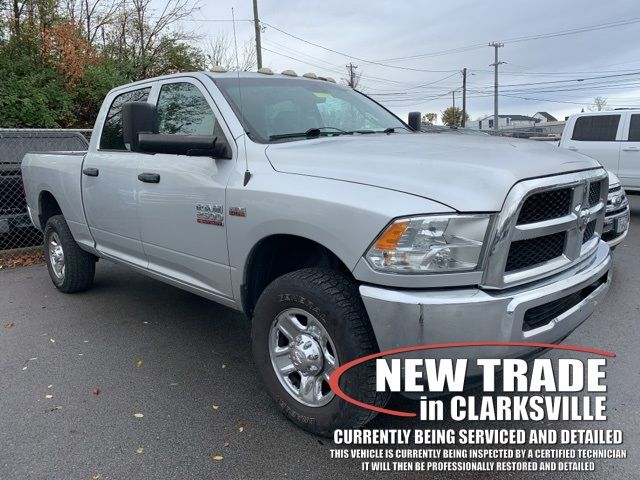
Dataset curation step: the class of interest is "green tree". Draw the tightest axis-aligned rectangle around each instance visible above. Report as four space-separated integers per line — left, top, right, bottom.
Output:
441 107 469 127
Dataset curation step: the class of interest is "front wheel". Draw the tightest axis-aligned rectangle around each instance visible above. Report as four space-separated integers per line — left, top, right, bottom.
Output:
44 215 96 293
252 268 389 436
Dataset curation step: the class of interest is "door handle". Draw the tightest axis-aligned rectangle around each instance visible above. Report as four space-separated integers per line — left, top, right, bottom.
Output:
138 172 161 183
82 167 99 177
622 146 639 152
567 146 578 151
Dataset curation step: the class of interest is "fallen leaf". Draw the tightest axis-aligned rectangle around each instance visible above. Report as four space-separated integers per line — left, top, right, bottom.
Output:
212 455 224 461
135 447 144 454
239 426 244 433
92 474 101 480
212 405 219 410
45 394 53 399
48 384 53 389
134 413 144 418
93 388 101 396
224 442 230 448
136 360 143 368
48 406 63 412
221 364 226 369
3 323 14 329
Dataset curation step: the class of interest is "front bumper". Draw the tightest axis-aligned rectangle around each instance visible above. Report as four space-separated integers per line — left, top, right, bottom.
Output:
603 206 630 248
360 241 612 374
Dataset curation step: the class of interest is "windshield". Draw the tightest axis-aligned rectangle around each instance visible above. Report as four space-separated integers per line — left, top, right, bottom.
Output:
213 76 408 143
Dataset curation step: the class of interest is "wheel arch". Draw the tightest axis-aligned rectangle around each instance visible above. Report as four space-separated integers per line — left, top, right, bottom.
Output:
241 234 354 317
38 190 63 229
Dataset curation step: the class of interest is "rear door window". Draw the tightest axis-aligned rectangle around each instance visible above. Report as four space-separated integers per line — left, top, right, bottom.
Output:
100 87 151 150
571 115 620 141
628 114 640 141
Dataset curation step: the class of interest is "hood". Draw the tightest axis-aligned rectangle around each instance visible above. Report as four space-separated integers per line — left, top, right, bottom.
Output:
265 133 602 211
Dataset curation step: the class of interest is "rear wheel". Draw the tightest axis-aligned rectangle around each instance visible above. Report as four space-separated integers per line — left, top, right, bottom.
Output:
44 215 96 293
252 268 389 436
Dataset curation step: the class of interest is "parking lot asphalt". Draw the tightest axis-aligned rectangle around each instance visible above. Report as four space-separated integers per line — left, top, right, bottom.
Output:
1 197 639 480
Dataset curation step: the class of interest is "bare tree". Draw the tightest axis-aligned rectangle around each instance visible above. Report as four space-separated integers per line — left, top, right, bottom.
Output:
422 113 437 125
204 33 256 71
588 96 608 112
104 0 200 78
61 0 118 44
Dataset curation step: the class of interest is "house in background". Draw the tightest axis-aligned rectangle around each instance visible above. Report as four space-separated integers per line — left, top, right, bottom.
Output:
468 114 537 131
533 111 558 123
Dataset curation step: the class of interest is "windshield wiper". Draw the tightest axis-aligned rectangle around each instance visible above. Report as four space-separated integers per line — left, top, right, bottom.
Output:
269 127 352 141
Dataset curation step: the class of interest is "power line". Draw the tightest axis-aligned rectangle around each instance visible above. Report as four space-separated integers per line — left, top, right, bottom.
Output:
378 17 640 63
260 21 461 73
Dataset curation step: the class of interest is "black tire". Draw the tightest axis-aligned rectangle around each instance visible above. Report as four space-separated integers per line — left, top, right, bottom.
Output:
44 215 96 293
252 268 389 436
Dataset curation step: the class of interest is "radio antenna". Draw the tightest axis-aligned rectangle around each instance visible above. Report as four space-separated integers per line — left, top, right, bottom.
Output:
231 8 252 186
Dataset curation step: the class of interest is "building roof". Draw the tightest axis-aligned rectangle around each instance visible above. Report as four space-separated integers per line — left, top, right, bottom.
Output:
479 114 535 121
499 114 535 121
534 111 558 121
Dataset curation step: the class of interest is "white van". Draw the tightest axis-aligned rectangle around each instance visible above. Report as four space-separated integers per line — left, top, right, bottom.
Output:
560 110 640 194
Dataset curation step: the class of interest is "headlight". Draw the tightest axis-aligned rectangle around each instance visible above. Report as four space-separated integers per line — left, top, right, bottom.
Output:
366 215 491 273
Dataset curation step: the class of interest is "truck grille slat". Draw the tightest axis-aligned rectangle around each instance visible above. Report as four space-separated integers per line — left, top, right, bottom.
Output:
506 232 566 272
517 188 571 224
588 181 602 207
582 220 596 243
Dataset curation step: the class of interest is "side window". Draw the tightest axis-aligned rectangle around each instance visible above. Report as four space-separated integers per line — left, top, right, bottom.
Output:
100 87 151 150
156 82 216 135
571 115 620 141
628 114 640 141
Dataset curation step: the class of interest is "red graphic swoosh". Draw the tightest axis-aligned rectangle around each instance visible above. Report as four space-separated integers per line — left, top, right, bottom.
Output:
327 341 616 418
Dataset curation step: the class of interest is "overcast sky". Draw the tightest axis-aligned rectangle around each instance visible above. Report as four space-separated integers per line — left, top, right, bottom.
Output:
174 0 640 123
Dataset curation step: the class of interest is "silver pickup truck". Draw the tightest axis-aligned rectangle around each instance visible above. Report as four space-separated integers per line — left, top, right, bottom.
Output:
21 71 612 435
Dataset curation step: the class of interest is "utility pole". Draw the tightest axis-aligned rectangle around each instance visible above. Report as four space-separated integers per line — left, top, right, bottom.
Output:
452 90 455 109
252 0 262 69
489 42 504 131
461 67 467 127
346 63 358 88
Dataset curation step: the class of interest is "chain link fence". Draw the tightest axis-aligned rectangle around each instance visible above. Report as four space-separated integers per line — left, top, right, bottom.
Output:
0 129 90 269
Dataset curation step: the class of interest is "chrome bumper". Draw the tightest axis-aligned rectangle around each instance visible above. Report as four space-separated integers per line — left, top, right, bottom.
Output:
360 241 612 373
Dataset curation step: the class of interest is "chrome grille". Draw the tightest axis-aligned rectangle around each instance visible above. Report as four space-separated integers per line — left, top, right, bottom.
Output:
506 232 566 272
588 181 602 207
582 220 596 243
482 169 608 289
517 188 572 224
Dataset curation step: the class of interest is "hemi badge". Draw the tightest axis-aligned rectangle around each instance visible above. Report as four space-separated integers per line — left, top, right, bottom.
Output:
229 207 247 217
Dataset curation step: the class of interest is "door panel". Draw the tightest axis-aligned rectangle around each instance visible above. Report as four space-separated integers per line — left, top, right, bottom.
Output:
619 113 640 190
83 151 146 265
137 79 235 298
82 86 153 267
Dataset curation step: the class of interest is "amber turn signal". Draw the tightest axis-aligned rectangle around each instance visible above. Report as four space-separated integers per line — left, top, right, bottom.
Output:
374 221 409 250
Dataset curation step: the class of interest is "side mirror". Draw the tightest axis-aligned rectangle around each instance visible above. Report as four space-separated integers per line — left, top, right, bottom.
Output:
138 134 217 156
408 112 422 132
122 102 158 152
